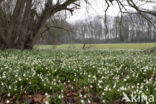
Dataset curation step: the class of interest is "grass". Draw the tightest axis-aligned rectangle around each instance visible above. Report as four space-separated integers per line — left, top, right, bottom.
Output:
35 43 156 49
0 49 156 103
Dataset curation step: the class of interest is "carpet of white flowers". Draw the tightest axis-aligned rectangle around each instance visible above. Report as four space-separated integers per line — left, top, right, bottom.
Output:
0 49 156 104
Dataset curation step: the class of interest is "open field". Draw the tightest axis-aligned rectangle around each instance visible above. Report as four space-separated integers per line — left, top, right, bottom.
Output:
35 43 156 49
0 49 156 103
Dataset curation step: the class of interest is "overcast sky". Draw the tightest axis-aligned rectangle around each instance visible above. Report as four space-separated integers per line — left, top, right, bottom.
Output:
66 0 156 22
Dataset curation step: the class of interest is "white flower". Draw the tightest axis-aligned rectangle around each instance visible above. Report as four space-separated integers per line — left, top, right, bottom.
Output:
80 94 83 97
6 100 10 104
58 95 61 99
45 101 49 104
8 93 10 97
84 95 87 98
19 78 22 81
88 100 91 103
9 86 11 89
102 100 106 103
45 93 48 96
81 99 85 103
113 83 116 88
23 74 26 77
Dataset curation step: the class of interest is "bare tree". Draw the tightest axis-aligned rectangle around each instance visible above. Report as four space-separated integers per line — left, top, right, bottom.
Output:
0 0 80 49
0 0 155 49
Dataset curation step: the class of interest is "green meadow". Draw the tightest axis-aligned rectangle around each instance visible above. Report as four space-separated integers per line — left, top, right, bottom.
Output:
35 43 156 49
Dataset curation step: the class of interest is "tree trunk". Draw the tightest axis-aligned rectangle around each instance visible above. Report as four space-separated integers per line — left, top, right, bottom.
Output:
82 43 86 49
0 0 77 50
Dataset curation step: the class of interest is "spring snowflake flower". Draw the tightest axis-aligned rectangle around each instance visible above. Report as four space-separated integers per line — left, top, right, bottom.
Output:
81 99 85 103
58 95 62 99
8 86 11 89
8 93 10 97
19 77 22 81
6 100 10 104
45 101 49 104
120 86 127 91
23 74 26 77
88 100 91 103
102 100 106 103
90 85 93 88
113 83 117 88
80 94 82 98
104 86 109 91
84 95 87 98
45 93 48 96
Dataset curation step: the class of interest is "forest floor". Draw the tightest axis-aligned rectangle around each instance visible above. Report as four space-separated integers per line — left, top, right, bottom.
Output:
0 47 156 103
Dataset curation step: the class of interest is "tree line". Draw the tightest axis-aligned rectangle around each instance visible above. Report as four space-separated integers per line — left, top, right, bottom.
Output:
39 13 156 44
